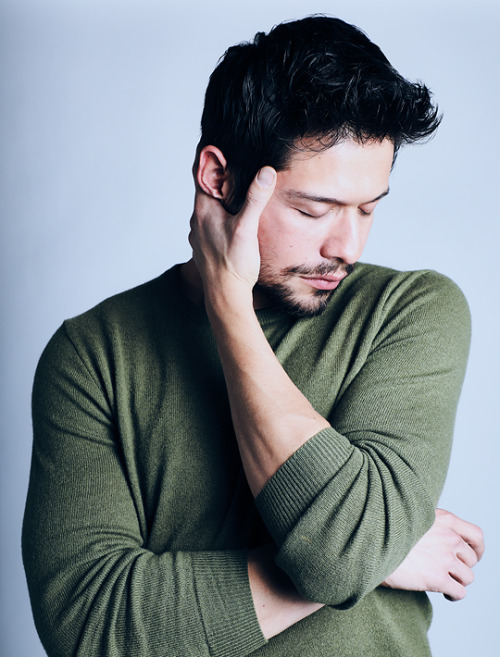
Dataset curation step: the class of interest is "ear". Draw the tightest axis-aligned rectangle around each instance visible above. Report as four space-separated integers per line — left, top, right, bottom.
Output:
196 145 232 199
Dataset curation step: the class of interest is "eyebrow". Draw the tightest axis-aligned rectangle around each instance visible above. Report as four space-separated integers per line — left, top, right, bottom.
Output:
282 187 390 206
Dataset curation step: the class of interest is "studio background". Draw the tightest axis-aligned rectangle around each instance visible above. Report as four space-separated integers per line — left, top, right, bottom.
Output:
1 1 498 655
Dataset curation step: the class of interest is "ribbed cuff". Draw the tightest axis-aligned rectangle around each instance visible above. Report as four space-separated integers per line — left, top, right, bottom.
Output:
192 550 267 657
255 427 353 545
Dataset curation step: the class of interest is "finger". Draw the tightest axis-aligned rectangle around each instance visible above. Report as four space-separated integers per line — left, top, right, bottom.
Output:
462 523 485 561
436 509 485 561
442 575 467 602
193 191 229 228
456 539 480 569
449 556 475 587
239 167 276 226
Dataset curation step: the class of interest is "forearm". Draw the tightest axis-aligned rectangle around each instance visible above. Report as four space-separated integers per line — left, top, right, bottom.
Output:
248 545 323 639
207 292 329 496
190 164 329 495
205 279 432 606
190 169 474 607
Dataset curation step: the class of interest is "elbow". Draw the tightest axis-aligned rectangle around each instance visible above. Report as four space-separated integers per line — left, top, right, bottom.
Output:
23 570 81 657
276 547 377 608
288 566 371 609
274 502 436 608
23 545 87 657
25 593 80 657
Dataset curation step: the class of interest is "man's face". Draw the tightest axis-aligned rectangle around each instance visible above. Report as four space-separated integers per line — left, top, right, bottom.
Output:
254 138 394 316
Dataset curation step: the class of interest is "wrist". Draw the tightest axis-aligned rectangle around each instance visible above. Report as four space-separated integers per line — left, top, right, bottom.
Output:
248 545 323 639
204 278 256 323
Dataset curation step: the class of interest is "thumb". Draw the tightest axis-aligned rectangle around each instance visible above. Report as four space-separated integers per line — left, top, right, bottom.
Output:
239 166 277 223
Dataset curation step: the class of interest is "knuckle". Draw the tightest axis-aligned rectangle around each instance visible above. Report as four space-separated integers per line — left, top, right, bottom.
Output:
436 508 451 521
442 528 457 546
245 189 261 210
245 182 273 211
245 185 258 202
444 551 457 569
473 525 485 547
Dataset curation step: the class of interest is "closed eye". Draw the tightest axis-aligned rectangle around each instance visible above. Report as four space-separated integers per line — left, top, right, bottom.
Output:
295 207 327 219
358 201 380 217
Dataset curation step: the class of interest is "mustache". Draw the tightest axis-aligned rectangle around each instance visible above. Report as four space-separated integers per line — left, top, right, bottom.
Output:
283 261 355 277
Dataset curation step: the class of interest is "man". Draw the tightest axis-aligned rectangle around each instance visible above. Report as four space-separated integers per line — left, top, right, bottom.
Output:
23 16 483 657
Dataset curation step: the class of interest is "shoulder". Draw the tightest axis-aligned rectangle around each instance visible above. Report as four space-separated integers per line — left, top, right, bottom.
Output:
66 266 179 330
322 263 470 358
63 265 190 345
345 262 469 319
345 263 471 355
36 266 183 375
351 262 467 298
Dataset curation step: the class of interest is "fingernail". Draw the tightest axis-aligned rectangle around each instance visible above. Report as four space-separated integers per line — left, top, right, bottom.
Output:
257 167 276 188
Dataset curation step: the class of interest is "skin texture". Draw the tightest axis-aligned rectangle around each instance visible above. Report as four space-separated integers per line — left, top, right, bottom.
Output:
382 508 484 601
182 139 484 639
254 140 392 315
185 139 393 316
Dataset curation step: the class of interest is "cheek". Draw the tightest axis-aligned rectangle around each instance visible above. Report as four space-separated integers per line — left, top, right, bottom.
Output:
258 221 304 267
258 207 290 258
258 204 308 246
257 203 322 266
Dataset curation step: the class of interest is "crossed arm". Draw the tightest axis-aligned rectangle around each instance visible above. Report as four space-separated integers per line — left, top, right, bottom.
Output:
248 510 484 639
23 167 484 656
188 166 484 639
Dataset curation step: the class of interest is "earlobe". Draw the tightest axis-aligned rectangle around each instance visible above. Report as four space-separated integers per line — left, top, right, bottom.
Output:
197 146 230 199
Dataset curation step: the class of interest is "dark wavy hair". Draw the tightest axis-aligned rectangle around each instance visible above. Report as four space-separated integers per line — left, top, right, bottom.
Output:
199 15 441 213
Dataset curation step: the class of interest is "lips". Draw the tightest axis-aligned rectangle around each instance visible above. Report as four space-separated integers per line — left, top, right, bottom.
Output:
299 273 347 290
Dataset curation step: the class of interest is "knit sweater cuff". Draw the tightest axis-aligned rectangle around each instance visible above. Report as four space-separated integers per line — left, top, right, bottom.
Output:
255 427 353 545
191 550 267 657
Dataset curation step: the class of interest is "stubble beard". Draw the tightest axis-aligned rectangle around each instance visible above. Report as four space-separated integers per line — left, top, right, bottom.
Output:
255 261 354 318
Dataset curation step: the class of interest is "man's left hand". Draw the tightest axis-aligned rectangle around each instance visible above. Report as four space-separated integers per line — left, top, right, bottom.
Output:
382 508 484 600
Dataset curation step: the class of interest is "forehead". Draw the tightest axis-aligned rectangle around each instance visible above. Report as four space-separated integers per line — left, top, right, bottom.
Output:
277 138 394 202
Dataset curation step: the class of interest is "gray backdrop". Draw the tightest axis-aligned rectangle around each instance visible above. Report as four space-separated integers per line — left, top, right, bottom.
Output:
1 0 498 655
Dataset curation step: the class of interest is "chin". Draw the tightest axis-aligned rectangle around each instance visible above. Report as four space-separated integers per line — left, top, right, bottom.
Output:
254 282 334 318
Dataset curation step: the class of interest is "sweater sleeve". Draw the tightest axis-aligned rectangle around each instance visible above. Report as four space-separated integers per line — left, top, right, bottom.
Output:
22 325 266 657
255 271 471 608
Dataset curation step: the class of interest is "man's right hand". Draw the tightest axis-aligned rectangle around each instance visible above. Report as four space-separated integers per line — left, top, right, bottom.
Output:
381 509 484 600
189 162 276 309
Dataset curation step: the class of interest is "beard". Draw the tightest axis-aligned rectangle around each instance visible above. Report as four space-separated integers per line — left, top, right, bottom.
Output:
255 260 354 318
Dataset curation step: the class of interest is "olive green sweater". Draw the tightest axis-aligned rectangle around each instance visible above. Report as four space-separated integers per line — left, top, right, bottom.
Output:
23 263 470 657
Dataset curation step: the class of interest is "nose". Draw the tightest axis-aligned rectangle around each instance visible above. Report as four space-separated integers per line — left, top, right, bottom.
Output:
319 208 369 265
